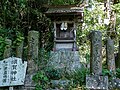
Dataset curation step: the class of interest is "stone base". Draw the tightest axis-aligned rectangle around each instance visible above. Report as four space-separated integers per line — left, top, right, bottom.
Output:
51 80 71 88
109 78 120 90
47 50 82 73
0 86 35 90
86 75 108 90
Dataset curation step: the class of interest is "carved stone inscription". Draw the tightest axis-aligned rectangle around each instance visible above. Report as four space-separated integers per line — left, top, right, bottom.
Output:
106 38 115 73
90 31 102 75
0 57 27 87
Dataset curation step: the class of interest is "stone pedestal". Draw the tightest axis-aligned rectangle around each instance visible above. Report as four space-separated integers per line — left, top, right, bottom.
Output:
47 50 82 74
50 80 71 89
86 75 108 90
109 78 120 90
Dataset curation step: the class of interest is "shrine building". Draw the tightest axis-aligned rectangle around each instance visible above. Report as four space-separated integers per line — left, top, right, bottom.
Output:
45 5 84 50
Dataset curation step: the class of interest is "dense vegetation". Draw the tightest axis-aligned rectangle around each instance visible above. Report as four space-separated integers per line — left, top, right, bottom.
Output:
0 0 53 59
0 0 120 89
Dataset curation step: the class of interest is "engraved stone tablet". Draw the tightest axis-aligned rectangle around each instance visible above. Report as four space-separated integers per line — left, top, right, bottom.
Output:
0 57 27 87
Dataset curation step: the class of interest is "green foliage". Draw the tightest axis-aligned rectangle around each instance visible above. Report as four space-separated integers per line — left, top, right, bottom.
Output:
32 71 49 90
0 36 6 60
45 67 63 80
112 3 120 39
96 0 104 2
83 4 106 35
85 53 90 63
102 67 120 80
13 31 24 46
116 68 120 78
77 3 106 59
37 48 50 69
49 0 79 5
72 68 90 87
102 68 120 81
112 3 120 13
102 69 112 76
65 68 90 87
0 0 53 52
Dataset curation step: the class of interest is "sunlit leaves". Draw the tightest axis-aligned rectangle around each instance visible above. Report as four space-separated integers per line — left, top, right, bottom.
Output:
49 0 78 5
112 3 120 38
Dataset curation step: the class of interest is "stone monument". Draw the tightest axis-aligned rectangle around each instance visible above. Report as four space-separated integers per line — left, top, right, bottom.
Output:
86 31 108 90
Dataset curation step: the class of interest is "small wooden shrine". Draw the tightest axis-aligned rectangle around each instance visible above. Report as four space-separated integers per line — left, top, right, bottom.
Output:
45 5 84 50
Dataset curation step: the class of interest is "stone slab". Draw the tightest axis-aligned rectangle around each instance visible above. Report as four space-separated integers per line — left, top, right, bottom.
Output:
109 78 120 89
86 75 108 90
56 43 73 50
0 57 27 87
47 50 81 73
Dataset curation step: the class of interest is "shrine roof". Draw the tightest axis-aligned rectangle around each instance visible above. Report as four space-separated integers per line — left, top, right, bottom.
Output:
45 5 83 15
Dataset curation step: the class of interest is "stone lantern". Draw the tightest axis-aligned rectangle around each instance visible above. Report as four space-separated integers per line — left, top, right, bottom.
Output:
45 5 84 50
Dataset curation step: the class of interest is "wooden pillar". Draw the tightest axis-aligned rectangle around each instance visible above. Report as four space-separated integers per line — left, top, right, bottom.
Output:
106 38 116 74
90 31 102 75
3 39 12 58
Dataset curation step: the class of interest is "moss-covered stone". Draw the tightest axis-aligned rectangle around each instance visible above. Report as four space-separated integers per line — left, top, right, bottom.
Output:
3 39 12 59
89 31 102 75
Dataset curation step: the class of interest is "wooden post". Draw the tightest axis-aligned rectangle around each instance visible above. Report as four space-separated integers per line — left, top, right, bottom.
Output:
90 31 102 75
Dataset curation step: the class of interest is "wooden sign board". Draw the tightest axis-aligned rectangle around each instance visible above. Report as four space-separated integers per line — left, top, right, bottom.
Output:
0 57 27 87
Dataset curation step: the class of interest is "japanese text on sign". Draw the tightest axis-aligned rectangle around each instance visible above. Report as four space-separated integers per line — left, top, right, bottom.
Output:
0 57 27 87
